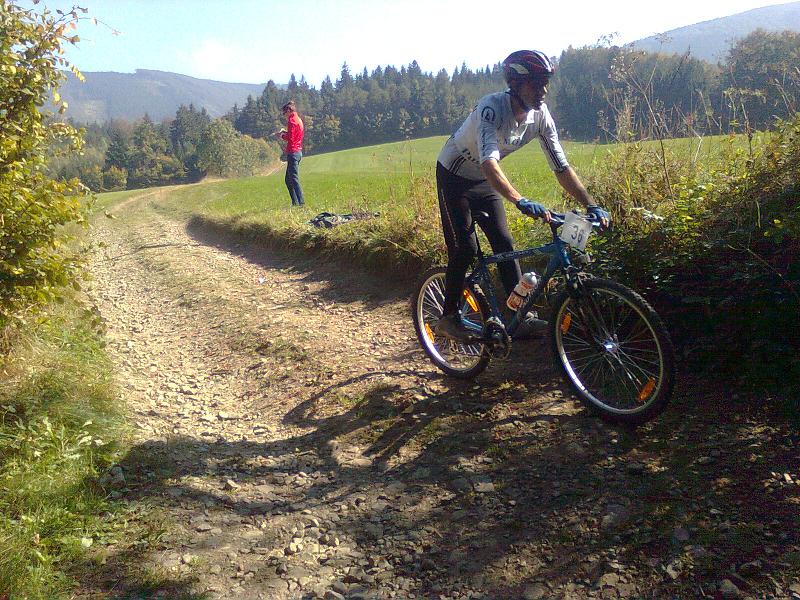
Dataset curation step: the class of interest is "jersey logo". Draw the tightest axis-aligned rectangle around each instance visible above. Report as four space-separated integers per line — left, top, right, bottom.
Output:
480 106 496 124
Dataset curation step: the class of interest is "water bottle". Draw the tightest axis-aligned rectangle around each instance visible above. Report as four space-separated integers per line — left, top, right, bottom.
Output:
506 272 538 311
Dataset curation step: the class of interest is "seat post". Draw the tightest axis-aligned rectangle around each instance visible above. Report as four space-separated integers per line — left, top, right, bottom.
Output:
472 229 484 258
470 210 489 259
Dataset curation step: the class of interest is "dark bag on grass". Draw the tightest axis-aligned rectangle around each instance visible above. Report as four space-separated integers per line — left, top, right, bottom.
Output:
308 211 380 228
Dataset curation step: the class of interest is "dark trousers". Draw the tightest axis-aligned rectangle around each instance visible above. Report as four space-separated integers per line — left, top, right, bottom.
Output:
285 152 305 206
437 162 521 315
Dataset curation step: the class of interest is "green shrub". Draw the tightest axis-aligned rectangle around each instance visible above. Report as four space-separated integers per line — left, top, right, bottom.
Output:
0 3 92 337
586 115 800 392
102 166 128 192
79 164 103 192
585 139 711 293
197 119 278 178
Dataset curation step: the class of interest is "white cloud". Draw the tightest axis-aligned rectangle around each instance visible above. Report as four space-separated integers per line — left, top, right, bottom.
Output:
176 39 267 84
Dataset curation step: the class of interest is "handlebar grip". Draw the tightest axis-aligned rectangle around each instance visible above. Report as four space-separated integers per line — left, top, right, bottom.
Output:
547 210 604 228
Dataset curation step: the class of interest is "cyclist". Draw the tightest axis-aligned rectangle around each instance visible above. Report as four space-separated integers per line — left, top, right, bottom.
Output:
435 49 609 342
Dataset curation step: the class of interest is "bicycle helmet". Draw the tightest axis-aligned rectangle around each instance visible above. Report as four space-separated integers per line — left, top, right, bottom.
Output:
502 50 554 84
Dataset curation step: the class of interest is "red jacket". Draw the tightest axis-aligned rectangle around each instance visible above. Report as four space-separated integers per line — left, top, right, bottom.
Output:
281 112 304 153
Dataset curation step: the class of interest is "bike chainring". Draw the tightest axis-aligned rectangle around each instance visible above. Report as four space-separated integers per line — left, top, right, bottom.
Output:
484 318 511 358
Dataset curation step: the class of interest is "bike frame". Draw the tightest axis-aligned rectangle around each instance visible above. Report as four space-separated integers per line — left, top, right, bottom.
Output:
464 220 577 338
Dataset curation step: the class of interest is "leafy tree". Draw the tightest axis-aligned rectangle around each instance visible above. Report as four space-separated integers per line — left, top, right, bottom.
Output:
131 114 167 155
104 129 130 170
337 62 354 89
126 115 183 188
169 104 210 179
196 119 275 178
0 2 91 332
314 113 341 148
553 45 719 141
196 119 238 176
80 164 103 191
722 29 800 130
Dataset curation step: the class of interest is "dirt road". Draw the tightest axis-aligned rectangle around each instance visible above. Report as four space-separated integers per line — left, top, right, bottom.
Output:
81 186 799 599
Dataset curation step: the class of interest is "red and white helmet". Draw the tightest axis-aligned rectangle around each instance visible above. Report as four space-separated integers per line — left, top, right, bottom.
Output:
502 50 555 84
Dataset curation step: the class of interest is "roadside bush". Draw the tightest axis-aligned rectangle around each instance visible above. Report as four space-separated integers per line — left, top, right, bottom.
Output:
585 140 711 294
126 152 184 189
197 119 278 178
46 136 107 186
586 114 800 393
80 163 103 192
0 3 92 340
102 165 128 191
697 115 800 388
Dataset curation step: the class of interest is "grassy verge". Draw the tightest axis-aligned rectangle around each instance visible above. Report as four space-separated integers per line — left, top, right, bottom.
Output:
147 137 604 281
136 133 757 284
0 293 129 598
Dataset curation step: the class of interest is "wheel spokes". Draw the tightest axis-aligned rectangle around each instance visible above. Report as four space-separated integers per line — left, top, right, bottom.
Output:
418 274 486 371
559 286 664 412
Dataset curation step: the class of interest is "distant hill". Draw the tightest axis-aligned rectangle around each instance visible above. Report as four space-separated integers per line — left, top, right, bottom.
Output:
58 69 270 123
630 2 800 62
57 4 800 123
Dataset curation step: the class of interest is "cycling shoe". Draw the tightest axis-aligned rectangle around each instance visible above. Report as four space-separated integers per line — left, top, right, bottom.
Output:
512 311 549 340
434 313 478 343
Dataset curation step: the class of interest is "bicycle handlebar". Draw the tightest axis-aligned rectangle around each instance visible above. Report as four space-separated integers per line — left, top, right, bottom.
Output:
468 209 605 237
546 211 604 228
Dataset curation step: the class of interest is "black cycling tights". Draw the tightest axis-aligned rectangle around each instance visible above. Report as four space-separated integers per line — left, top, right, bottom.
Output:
436 162 522 316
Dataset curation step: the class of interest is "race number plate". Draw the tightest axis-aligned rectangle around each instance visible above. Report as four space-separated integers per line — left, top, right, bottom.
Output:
559 212 593 250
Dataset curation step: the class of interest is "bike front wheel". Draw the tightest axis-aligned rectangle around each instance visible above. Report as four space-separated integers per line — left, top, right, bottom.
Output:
412 267 490 379
551 278 675 424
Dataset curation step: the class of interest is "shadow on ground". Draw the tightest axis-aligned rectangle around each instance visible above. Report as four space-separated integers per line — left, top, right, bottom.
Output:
77 360 800 598
185 217 414 309
84 216 799 598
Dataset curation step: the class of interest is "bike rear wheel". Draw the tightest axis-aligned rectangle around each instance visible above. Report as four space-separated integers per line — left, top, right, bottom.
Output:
551 278 675 424
412 267 490 379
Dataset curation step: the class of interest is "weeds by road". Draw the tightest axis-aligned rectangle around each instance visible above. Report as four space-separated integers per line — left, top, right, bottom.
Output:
0 294 142 598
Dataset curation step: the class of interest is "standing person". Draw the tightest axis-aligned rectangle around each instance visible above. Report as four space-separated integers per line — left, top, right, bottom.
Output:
434 50 610 342
279 101 305 207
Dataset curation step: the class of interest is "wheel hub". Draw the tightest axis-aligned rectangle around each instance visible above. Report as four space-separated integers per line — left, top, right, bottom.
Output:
602 340 619 355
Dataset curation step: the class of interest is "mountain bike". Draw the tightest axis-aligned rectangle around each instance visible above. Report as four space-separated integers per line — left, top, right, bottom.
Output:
411 209 675 424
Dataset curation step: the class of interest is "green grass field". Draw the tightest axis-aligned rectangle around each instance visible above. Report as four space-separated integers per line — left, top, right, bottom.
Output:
159 136 601 221
154 133 752 220
106 132 761 276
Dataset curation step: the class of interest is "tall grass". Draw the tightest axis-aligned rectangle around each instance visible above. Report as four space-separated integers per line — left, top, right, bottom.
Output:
0 294 127 598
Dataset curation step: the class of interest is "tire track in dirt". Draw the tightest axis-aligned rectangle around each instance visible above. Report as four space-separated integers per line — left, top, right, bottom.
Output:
80 185 800 600
82 186 554 599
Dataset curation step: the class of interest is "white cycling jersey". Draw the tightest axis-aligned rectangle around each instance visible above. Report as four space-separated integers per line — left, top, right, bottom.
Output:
437 90 569 181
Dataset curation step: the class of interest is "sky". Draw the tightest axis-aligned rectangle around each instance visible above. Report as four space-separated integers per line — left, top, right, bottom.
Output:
20 0 798 86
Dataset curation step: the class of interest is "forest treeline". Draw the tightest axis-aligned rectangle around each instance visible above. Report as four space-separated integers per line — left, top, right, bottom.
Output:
52 28 800 191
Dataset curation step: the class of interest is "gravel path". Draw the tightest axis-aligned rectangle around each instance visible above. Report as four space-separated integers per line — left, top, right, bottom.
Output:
80 186 800 600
